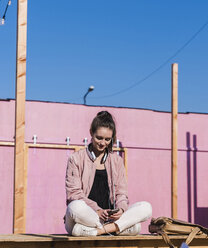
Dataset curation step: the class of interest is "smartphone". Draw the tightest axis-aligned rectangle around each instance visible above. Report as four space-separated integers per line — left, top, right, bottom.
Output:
107 208 119 216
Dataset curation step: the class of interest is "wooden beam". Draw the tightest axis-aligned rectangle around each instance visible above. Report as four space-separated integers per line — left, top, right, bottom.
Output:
0 142 14 146
0 141 126 153
13 0 28 234
171 63 178 219
124 148 128 176
0 234 208 248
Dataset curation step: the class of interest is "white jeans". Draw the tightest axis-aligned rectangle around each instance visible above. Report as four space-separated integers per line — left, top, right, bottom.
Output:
65 200 152 235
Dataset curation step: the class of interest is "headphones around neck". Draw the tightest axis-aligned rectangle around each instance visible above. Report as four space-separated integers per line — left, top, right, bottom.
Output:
87 144 108 163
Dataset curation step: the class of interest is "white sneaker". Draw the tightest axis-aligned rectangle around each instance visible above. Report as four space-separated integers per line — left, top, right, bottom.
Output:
72 223 98 237
118 223 141 236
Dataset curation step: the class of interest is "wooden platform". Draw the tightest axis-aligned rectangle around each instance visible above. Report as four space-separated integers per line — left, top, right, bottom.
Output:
0 234 208 248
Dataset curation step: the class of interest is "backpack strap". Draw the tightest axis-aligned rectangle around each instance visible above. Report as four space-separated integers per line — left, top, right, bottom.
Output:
158 231 175 248
158 227 200 248
185 227 200 245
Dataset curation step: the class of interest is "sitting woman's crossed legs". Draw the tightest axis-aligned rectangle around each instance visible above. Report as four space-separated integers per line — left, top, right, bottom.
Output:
65 200 152 236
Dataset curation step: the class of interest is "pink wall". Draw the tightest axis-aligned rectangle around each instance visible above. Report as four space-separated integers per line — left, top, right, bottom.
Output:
0 146 14 233
26 148 67 233
0 100 15 141
0 99 208 234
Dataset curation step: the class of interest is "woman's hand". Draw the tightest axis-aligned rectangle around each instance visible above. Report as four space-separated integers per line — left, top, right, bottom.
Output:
108 208 123 221
97 209 109 221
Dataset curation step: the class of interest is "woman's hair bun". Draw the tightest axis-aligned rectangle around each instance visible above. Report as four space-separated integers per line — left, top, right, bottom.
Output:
97 111 112 119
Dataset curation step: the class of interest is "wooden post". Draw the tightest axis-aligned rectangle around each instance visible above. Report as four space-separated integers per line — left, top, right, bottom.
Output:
171 63 178 219
13 0 28 234
124 148 128 176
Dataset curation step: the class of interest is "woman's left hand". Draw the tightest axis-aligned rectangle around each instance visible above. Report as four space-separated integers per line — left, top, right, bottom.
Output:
109 208 123 221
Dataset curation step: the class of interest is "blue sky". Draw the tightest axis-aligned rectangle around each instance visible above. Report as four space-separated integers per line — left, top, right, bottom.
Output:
0 0 208 113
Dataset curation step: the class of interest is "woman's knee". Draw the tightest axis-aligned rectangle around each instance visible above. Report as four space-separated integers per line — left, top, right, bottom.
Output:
132 201 152 218
66 200 101 228
66 200 86 216
141 201 152 218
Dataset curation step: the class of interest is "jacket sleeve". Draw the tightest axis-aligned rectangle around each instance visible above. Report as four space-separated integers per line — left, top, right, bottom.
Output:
65 155 102 212
114 156 129 211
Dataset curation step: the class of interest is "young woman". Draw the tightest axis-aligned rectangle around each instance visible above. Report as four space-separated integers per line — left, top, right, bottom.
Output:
65 111 152 236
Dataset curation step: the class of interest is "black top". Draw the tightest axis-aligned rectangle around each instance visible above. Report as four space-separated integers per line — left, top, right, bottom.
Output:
88 169 113 209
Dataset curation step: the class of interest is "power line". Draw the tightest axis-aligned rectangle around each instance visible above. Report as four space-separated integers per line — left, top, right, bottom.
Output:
3 0 10 18
90 18 208 99
0 0 11 25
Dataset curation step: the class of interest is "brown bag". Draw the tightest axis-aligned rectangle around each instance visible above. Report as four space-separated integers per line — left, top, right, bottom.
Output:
149 217 208 248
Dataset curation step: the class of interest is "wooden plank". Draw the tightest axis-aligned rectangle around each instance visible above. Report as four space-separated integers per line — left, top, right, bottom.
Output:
0 234 208 248
27 143 124 151
0 233 208 241
124 148 128 176
14 0 28 234
0 141 14 146
27 143 85 150
171 63 178 219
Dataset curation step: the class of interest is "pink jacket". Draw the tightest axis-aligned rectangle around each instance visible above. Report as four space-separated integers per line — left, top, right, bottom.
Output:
65 148 129 212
